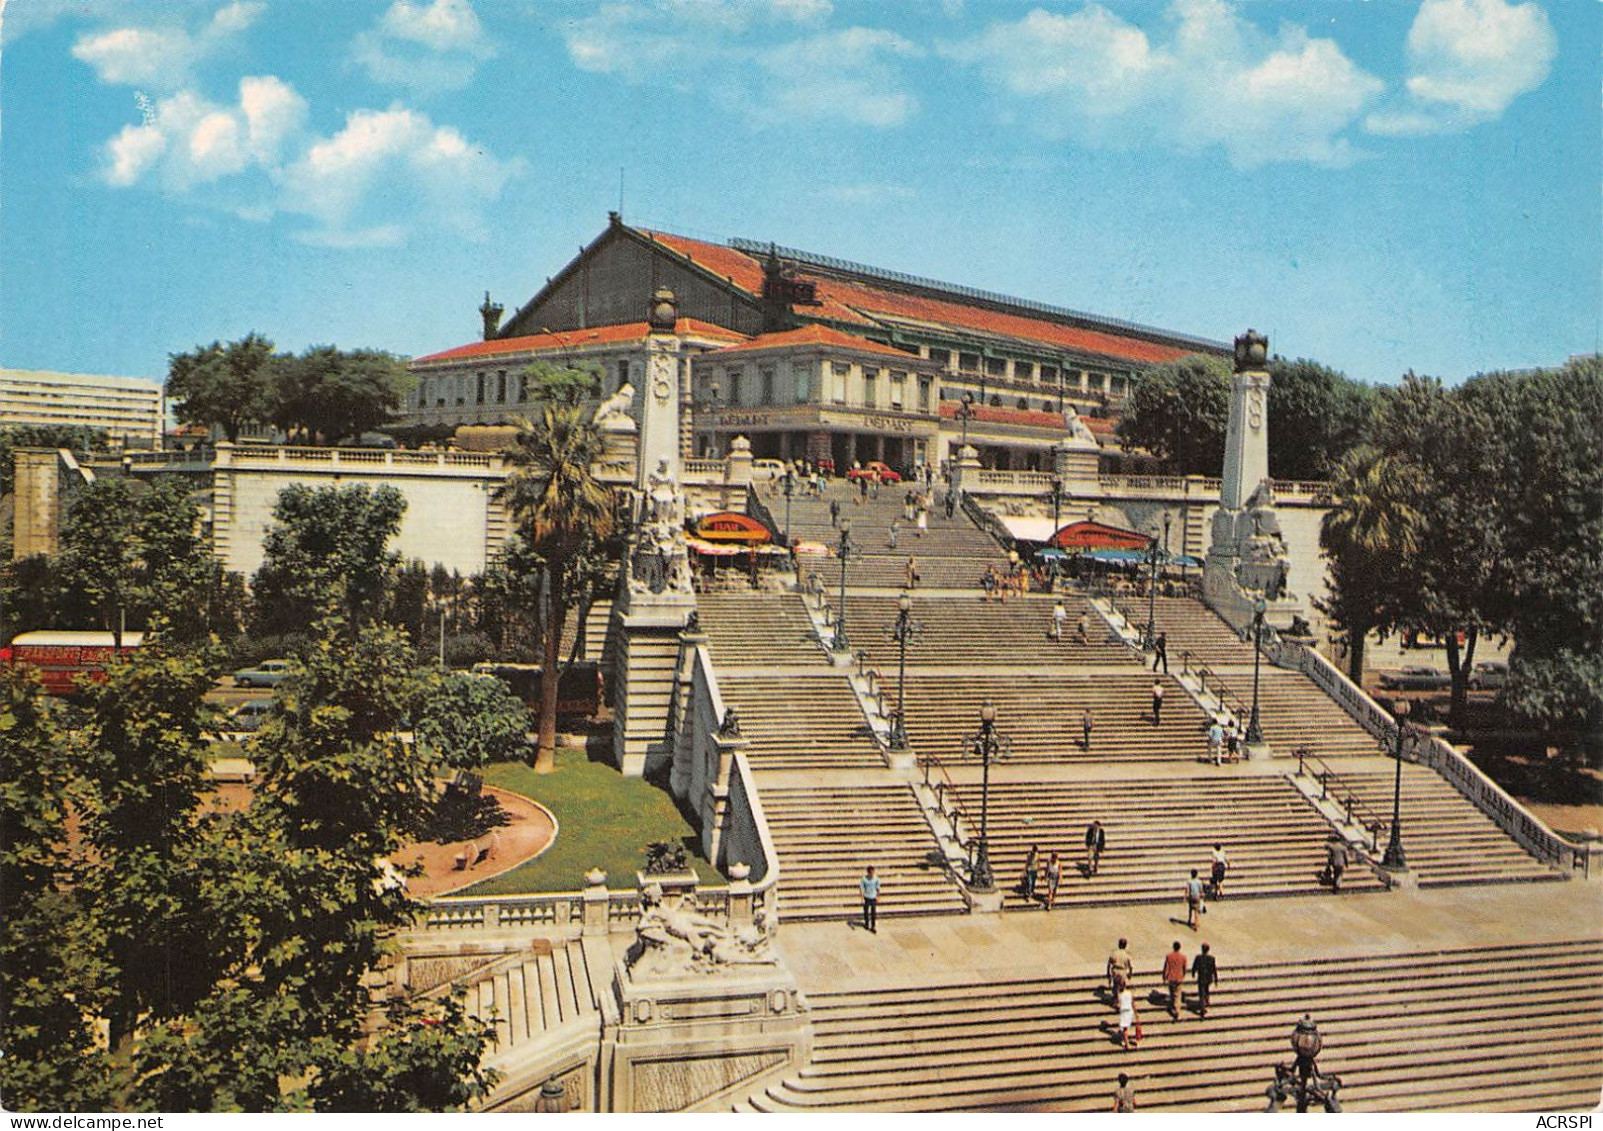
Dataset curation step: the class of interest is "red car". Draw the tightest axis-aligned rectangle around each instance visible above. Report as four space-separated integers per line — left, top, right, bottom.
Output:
847 461 902 484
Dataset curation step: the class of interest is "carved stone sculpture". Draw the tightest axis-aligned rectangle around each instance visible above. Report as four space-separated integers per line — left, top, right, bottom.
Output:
627 883 776 979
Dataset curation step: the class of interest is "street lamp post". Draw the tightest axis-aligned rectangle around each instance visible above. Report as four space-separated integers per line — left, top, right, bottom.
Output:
781 470 795 543
1144 536 1161 648
969 700 1005 891
887 591 920 749
1050 476 1063 536
957 391 976 453
833 518 852 652
1382 699 1411 871
1246 596 1266 743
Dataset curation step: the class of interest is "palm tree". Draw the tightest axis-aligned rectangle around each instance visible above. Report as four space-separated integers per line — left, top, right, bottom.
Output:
497 400 616 772
1318 447 1424 682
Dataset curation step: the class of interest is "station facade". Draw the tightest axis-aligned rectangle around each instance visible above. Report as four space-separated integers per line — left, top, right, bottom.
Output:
402 214 1228 471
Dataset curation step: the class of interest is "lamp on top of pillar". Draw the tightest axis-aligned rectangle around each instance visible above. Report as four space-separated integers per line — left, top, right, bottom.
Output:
1233 329 1269 373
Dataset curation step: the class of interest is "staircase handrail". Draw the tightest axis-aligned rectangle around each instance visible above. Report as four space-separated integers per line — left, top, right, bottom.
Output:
1290 641 1594 876
1294 749 1389 848
1187 658 1252 723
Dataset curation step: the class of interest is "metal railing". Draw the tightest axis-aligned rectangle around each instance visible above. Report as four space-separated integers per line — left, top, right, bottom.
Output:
1286 640 1593 877
1180 650 1253 723
1294 749 1388 850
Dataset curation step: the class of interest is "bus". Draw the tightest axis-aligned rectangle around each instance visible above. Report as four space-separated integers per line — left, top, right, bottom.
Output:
470 660 602 719
2 631 145 695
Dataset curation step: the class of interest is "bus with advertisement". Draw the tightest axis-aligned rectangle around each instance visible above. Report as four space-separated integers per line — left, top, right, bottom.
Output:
1 631 144 695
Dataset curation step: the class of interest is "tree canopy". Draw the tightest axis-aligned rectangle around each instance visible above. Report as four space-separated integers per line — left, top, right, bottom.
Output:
166 334 277 442
1115 354 1230 475
251 484 406 637
0 634 501 1112
165 335 411 444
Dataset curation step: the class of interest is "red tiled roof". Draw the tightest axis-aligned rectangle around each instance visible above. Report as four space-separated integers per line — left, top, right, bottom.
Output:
938 401 1069 431
640 230 766 293
709 324 916 360
635 228 1193 365
810 276 1190 365
414 318 745 364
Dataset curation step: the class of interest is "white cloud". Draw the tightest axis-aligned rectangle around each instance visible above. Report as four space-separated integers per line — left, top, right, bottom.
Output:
282 106 522 243
352 0 496 93
100 85 518 246
98 84 281 189
1366 0 1555 136
941 0 1384 167
561 3 919 129
70 2 263 89
239 75 308 164
754 27 922 127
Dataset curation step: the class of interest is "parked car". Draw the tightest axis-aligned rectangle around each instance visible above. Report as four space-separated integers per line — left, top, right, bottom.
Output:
228 698 275 732
751 458 785 479
847 461 902 484
1469 660 1509 691
1378 665 1451 692
233 659 291 688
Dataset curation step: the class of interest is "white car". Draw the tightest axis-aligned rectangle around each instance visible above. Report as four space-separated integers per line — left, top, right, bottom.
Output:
752 459 785 479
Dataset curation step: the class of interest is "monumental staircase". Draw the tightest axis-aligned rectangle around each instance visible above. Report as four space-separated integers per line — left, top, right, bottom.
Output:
735 938 1603 1112
1327 764 1561 888
944 774 1388 908
846 593 1130 668
695 592 830 667
891 672 1211 765
717 673 885 772
758 783 967 921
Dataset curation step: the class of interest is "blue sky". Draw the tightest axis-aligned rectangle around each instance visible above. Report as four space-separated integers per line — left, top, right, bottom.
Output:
2 0 1597 388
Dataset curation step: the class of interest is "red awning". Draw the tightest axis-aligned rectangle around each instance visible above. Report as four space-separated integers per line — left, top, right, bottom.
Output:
694 512 772 543
1051 520 1151 551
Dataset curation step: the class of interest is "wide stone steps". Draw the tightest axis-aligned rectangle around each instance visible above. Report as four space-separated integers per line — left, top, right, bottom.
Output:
1211 669 1385 759
760 784 966 920
891 672 1211 764
741 940 1603 1112
462 938 598 1055
844 594 1134 669
1119 595 1257 668
717 675 885 771
945 776 1387 907
801 553 996 592
1333 767 1559 887
695 593 830 668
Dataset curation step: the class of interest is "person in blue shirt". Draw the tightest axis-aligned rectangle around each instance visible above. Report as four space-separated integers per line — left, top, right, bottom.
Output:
1185 869 1206 930
860 865 880 933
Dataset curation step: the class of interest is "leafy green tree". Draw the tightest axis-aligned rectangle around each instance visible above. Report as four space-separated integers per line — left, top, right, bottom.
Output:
74 642 224 1042
1266 358 1374 480
0 669 113 1110
305 995 499 1112
0 631 501 1112
1368 373 1511 724
272 346 414 444
1496 357 1603 749
0 553 82 640
497 371 616 772
166 334 277 442
1317 447 1423 682
53 476 230 646
1116 354 1230 475
518 360 602 407
413 669 531 768
251 484 406 637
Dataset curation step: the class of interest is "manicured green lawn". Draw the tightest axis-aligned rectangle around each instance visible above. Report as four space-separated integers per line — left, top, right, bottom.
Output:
461 753 715 896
